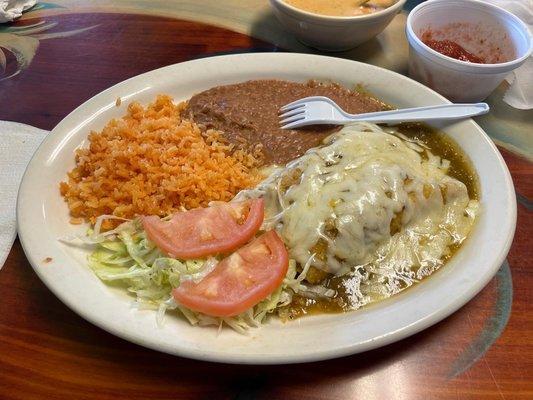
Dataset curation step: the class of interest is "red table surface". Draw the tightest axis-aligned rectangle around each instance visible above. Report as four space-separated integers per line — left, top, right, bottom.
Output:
1 12 532 400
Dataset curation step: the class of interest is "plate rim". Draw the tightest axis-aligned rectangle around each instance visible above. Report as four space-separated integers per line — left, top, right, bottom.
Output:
16 52 517 364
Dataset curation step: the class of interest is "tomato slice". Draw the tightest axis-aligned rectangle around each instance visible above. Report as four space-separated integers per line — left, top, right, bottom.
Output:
142 199 264 259
173 231 289 317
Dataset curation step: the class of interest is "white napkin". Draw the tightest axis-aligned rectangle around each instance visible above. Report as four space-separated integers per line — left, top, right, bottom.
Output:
0 0 36 23
0 121 47 270
481 0 533 109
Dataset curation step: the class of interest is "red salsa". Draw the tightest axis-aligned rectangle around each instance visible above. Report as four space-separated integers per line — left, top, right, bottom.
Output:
424 39 485 63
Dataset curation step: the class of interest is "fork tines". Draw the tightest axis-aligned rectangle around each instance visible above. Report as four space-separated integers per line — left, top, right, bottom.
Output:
279 104 306 127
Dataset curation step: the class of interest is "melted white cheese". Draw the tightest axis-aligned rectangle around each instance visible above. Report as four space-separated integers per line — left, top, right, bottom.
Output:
238 123 478 286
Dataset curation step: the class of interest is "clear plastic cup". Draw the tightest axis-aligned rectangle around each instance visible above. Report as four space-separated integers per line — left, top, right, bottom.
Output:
406 0 532 102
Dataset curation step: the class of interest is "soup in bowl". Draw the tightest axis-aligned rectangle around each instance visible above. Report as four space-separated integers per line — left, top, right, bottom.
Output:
270 0 406 51
284 0 399 17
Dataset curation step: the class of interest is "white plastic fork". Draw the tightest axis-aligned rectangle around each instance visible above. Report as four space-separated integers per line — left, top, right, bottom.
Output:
279 96 490 129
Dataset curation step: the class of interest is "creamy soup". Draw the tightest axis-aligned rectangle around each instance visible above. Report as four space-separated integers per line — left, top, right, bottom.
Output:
284 0 398 17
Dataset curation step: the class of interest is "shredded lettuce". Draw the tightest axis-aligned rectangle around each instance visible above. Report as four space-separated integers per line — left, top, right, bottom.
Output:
87 218 314 333
89 219 209 311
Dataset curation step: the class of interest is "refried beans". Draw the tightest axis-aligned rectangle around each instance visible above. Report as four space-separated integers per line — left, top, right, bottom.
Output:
185 80 388 165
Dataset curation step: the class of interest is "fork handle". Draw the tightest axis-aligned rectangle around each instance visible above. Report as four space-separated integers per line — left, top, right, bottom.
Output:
346 103 490 123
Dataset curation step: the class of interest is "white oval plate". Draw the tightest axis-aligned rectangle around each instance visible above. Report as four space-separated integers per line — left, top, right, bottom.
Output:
17 53 516 364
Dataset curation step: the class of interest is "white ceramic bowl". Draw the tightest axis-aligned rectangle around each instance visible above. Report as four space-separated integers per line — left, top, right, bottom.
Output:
17 53 516 364
406 0 533 102
270 0 406 51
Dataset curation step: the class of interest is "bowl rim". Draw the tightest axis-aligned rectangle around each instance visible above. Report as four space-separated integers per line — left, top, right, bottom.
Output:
270 0 406 22
406 0 533 71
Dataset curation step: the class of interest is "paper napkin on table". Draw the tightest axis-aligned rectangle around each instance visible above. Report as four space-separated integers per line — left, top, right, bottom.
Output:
0 0 36 23
481 0 533 109
0 120 47 270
